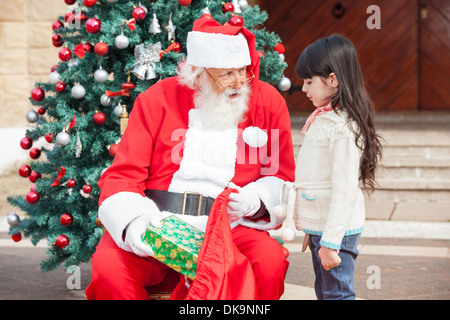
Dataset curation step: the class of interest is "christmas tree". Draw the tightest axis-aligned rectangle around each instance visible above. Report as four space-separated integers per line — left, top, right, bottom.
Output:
7 0 290 271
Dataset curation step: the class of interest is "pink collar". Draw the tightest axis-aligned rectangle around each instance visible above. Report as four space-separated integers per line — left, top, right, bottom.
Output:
301 103 333 134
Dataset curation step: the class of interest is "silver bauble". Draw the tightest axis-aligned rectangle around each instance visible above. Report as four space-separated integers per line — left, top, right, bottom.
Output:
26 110 39 123
49 71 60 84
100 93 112 107
238 0 249 10
115 34 129 49
114 104 123 117
71 84 86 99
7 213 20 226
278 76 292 91
94 68 109 83
279 53 285 62
56 131 71 147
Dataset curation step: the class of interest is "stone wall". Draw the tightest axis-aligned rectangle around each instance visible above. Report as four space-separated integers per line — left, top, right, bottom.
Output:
0 0 68 127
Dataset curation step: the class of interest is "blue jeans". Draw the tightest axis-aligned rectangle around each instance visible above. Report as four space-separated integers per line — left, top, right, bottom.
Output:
309 233 361 300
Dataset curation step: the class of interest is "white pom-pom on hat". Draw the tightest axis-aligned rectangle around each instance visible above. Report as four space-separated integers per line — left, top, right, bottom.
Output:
242 126 268 148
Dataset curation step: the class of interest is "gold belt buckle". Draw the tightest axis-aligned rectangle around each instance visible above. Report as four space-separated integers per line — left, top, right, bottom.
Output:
182 192 203 216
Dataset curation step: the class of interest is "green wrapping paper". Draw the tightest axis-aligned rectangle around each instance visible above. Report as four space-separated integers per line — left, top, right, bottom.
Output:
142 215 204 280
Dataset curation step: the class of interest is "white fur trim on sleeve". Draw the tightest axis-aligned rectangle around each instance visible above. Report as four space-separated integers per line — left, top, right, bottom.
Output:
238 176 286 230
97 191 161 252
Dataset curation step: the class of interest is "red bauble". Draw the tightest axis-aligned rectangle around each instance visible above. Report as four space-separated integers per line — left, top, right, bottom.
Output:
55 81 67 92
64 0 76 4
52 20 64 31
37 106 46 115
64 10 74 22
20 137 33 150
67 179 77 188
55 235 69 249
29 148 41 159
257 50 265 58
282 246 290 259
108 143 118 157
86 18 101 34
52 34 63 47
229 15 244 27
274 43 285 54
93 112 106 126
60 213 74 227
132 6 146 21
59 47 72 62
178 0 192 6
222 2 235 13
19 165 31 178
201 13 213 20
94 42 108 56
29 170 42 183
83 0 97 7
45 133 54 143
31 87 45 102
82 184 92 194
11 233 22 242
26 190 40 204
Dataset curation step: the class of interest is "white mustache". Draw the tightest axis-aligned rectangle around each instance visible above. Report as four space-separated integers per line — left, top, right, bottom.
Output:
224 87 239 96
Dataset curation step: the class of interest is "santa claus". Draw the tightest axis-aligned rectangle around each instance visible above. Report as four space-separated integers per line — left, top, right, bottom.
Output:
85 17 295 300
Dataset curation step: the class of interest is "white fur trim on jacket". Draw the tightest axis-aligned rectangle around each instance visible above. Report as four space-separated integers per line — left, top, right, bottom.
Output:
186 32 251 69
169 109 238 199
237 176 286 230
97 191 163 252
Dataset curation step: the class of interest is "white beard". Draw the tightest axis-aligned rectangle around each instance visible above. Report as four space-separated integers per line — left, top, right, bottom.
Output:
194 74 251 130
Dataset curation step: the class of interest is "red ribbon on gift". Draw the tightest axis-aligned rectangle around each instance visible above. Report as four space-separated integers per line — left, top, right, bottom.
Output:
51 166 66 187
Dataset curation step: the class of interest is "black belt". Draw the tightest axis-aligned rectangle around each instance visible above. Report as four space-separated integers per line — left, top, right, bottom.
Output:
144 189 215 216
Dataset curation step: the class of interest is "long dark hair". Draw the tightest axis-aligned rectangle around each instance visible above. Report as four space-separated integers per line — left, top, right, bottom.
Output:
295 34 382 194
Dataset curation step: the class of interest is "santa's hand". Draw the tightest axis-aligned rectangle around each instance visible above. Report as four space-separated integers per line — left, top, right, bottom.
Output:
124 214 161 257
227 183 261 222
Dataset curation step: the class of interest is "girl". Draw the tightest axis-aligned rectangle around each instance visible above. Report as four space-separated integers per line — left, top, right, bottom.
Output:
281 34 382 300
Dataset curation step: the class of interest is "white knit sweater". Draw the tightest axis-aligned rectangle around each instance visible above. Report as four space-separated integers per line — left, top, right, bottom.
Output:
286 109 365 249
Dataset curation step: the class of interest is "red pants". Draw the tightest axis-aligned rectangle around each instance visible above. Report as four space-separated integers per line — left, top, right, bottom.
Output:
85 225 288 300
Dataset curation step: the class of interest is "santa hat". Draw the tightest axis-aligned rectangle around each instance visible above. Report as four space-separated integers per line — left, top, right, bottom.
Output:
186 17 251 69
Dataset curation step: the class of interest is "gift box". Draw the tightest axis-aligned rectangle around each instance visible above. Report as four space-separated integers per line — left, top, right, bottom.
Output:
142 215 204 280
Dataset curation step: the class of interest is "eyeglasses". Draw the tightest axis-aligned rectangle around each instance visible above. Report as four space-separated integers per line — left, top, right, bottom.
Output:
204 68 255 90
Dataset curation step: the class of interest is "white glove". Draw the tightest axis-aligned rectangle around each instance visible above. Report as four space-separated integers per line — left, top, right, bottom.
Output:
227 182 261 222
124 214 163 257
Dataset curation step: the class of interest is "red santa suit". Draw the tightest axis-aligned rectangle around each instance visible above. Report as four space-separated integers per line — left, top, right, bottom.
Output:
85 17 295 300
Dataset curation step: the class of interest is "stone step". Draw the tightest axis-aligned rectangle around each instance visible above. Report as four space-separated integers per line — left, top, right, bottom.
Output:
366 189 450 202
375 178 450 190
377 166 450 180
290 114 450 201
381 146 450 159
367 178 450 202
